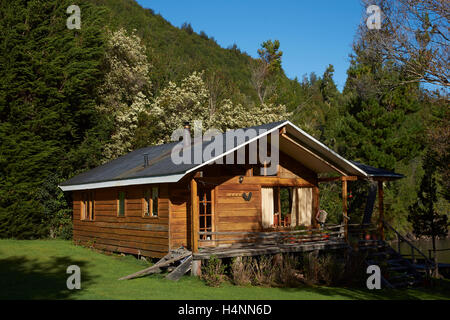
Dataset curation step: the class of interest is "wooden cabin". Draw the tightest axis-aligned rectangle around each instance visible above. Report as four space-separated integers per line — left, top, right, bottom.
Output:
59 121 403 260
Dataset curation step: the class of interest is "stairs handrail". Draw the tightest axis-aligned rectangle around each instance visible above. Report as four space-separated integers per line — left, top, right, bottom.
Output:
382 219 434 268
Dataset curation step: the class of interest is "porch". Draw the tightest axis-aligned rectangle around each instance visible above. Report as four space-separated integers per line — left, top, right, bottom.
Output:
194 224 347 260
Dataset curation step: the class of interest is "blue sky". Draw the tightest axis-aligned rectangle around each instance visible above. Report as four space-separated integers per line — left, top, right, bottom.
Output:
136 0 366 91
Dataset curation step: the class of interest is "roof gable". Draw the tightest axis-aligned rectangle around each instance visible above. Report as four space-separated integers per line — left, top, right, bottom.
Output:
59 120 402 191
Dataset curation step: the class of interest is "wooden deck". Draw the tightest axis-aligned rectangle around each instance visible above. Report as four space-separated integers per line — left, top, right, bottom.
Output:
193 239 348 260
194 225 348 260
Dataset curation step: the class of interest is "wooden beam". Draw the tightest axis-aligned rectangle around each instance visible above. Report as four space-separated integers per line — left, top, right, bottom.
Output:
378 181 385 240
191 178 199 254
118 251 191 280
197 176 314 188
312 186 319 228
281 133 348 176
342 179 348 240
318 176 358 183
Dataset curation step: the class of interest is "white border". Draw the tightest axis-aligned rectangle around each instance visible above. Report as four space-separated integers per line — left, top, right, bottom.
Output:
58 173 185 191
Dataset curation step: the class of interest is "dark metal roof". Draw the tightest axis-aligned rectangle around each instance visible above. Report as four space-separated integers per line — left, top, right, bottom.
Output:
60 120 404 190
350 161 404 180
60 121 287 187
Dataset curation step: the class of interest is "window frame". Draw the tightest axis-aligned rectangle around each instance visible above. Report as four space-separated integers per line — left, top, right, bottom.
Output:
142 186 159 218
81 192 95 221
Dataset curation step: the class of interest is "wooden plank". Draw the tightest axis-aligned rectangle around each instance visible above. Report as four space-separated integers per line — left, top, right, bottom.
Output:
74 234 169 252
198 176 314 188
194 241 347 260
166 256 193 281
77 241 167 258
118 251 172 280
342 179 348 240
191 178 199 253
119 251 192 280
312 186 319 228
73 220 168 232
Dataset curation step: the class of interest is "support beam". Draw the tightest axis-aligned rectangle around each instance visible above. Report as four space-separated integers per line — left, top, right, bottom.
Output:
378 180 385 240
191 260 201 277
312 186 319 228
190 178 199 253
342 179 348 240
318 176 358 183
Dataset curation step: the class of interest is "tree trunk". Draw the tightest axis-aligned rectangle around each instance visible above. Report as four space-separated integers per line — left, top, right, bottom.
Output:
431 234 440 278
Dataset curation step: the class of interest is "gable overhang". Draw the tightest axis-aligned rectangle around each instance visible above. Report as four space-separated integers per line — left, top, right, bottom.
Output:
59 120 375 192
58 173 185 191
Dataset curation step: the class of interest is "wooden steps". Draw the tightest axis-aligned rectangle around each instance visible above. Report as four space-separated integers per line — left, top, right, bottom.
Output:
358 239 425 289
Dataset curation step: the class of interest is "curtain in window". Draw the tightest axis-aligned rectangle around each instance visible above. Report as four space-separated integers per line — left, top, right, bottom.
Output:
291 188 313 226
261 187 274 228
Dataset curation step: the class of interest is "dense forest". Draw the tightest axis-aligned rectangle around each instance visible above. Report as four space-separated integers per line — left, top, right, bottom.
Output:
0 0 448 239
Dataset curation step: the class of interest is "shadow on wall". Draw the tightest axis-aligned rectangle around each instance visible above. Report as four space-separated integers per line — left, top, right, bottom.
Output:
0 255 93 300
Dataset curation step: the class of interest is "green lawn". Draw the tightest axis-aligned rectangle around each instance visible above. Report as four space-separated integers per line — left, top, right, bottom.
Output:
0 240 448 300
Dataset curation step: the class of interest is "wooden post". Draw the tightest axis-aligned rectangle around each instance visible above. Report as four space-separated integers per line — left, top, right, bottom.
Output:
190 178 199 254
342 179 348 240
378 180 385 240
312 186 319 228
191 260 201 277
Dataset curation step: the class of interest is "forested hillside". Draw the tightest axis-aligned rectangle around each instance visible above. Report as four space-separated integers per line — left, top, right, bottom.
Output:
0 0 447 239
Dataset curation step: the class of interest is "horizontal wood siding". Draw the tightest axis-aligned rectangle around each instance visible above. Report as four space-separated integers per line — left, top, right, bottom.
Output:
73 185 169 258
169 180 191 250
216 183 262 230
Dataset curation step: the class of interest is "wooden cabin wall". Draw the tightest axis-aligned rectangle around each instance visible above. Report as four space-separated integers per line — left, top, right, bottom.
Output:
72 184 170 258
168 180 191 250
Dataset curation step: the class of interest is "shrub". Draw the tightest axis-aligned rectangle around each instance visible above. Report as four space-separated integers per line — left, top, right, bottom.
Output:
251 255 277 286
201 255 226 287
275 254 302 287
230 257 252 286
302 252 345 286
339 250 368 287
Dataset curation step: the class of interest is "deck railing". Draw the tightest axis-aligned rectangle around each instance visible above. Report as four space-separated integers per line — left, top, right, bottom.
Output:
382 220 434 275
198 224 345 248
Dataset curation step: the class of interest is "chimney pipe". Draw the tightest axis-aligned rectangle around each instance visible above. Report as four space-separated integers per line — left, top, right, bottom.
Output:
183 121 190 147
143 153 149 167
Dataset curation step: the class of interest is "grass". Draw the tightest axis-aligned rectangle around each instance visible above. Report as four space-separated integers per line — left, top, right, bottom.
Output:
0 240 449 300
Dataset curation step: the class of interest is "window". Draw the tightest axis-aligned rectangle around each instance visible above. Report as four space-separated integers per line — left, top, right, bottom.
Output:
143 190 151 217
198 187 213 240
143 187 159 217
81 192 94 220
118 191 125 217
152 187 158 217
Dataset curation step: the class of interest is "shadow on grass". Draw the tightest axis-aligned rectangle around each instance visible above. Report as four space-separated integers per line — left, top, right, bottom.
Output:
0 255 93 300
276 279 450 300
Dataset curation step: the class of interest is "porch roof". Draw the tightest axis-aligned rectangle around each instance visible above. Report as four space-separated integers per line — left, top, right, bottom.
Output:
59 120 403 191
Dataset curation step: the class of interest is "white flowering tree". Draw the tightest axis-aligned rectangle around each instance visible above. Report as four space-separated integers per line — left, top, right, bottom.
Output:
97 28 152 161
149 71 290 143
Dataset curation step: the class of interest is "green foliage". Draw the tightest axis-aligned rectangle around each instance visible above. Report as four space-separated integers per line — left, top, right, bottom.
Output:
0 0 447 240
257 39 283 75
35 174 72 240
408 152 449 240
202 255 226 287
0 0 109 238
2 240 450 299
